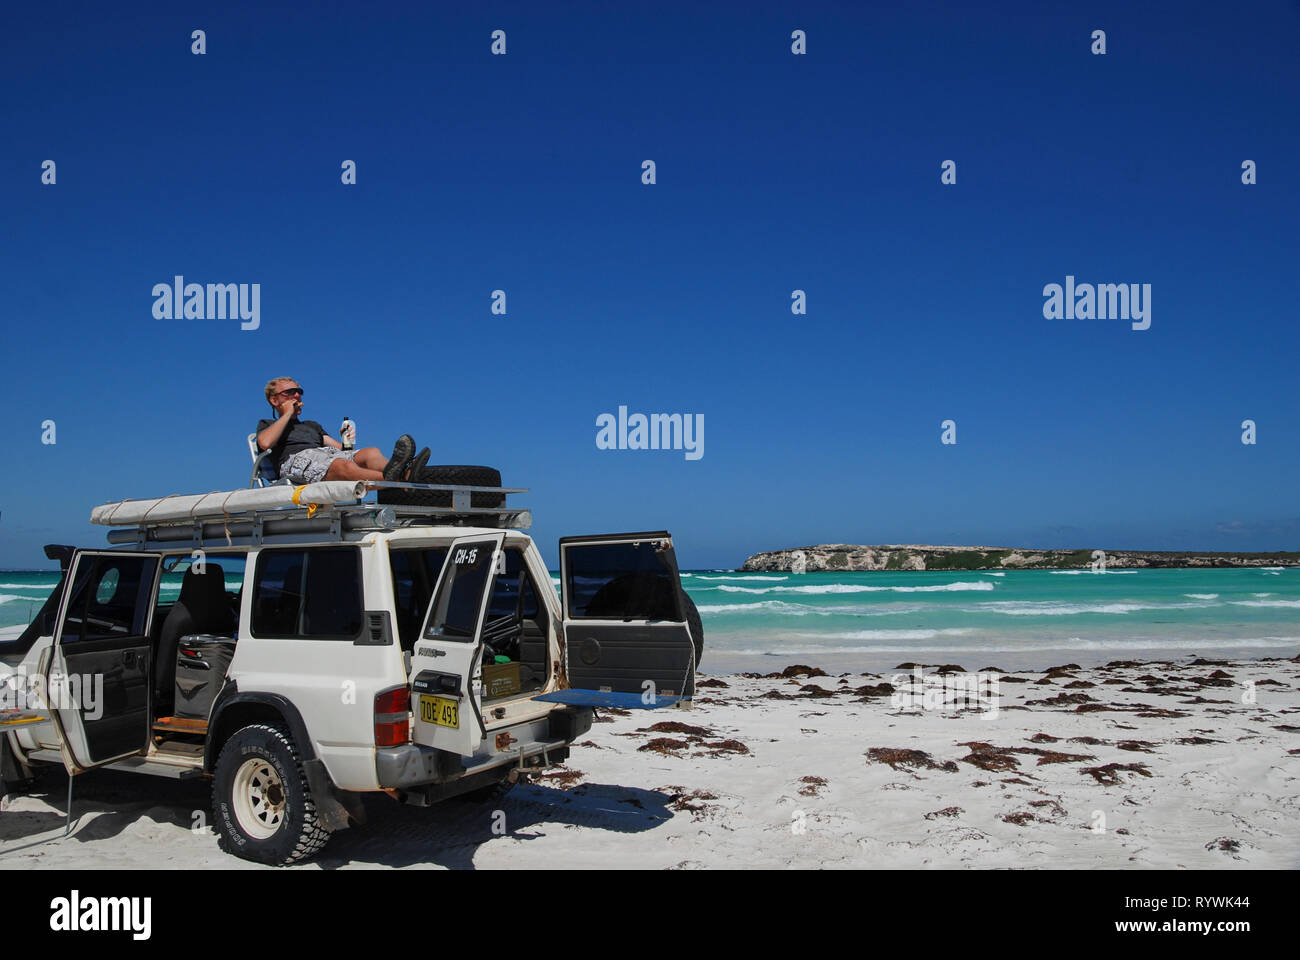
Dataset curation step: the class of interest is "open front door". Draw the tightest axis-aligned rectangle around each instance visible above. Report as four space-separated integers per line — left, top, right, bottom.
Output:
47 550 161 770
555 532 695 708
409 532 505 756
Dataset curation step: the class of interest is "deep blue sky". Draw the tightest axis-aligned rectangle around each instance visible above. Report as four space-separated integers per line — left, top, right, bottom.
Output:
2 1 1298 570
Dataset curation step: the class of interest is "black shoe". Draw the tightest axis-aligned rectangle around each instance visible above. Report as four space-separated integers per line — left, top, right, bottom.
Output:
406 447 430 482
383 435 415 481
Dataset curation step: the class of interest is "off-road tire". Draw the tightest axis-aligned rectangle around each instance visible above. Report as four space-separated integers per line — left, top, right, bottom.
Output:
212 723 331 866
378 465 505 510
682 592 704 667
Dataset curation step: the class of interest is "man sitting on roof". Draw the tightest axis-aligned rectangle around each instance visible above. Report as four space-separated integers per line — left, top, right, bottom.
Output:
256 377 429 484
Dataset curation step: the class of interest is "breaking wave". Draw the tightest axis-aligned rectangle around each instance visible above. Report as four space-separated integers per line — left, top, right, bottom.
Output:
1050 569 1138 575
715 581 996 595
795 628 975 641
968 599 1219 616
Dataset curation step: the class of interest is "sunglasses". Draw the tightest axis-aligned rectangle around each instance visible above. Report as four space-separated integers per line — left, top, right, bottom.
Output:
278 387 304 397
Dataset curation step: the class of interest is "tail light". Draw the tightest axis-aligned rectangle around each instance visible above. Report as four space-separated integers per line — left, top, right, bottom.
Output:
374 686 411 747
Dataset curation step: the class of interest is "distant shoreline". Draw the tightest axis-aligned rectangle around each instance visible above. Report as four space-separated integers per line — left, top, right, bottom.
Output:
742 544 1300 573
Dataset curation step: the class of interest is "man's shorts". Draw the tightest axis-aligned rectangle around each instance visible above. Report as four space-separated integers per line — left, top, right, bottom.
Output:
280 447 356 484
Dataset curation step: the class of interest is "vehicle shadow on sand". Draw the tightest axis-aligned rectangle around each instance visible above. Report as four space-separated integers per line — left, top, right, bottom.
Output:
316 781 676 870
0 768 211 852
2 770 677 869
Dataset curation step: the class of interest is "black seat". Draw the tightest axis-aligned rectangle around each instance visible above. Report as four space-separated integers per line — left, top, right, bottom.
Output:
156 564 235 711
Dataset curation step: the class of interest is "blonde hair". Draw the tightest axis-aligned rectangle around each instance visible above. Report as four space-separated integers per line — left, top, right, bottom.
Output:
265 377 297 406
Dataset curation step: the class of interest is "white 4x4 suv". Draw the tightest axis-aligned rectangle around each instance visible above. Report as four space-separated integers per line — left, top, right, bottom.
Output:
0 478 702 865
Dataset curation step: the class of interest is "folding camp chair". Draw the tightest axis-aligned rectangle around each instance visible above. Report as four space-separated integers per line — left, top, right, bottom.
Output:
247 433 284 488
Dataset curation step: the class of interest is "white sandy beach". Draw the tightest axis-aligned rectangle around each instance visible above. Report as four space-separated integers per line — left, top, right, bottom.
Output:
2 654 1298 869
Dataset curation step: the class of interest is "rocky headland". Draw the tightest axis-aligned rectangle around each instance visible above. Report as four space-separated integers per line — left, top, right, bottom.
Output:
741 544 1300 572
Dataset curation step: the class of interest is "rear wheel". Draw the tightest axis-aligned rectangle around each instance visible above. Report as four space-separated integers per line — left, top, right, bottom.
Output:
212 724 331 865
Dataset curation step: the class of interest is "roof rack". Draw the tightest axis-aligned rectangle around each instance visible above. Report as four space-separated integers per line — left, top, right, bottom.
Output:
96 481 531 552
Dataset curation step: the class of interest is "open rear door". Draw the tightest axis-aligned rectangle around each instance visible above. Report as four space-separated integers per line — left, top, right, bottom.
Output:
409 532 505 756
547 532 695 709
47 550 161 770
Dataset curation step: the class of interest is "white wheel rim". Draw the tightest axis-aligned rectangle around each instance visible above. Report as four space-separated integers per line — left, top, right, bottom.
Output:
232 757 287 840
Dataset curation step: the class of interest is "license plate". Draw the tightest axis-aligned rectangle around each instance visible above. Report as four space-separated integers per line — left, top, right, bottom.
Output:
419 695 459 729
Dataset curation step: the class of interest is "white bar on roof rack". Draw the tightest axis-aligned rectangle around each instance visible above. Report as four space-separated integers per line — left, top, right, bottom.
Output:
90 481 368 526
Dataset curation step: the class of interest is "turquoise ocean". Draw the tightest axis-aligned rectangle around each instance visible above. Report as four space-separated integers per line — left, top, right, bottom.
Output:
3 566 1298 672
678 566 1300 672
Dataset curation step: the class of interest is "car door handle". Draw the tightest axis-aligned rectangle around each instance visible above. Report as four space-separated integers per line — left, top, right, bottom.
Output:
123 649 145 669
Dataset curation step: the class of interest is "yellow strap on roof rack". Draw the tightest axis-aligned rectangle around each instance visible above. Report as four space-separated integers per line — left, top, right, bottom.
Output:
291 484 321 519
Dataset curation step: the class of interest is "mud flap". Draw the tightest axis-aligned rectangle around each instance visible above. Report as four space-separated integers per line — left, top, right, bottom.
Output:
303 758 362 831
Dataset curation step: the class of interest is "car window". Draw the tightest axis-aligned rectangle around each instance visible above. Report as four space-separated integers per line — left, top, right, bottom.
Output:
159 553 247 624
389 547 447 651
565 541 681 621
60 555 159 643
424 540 497 642
487 549 540 620
252 547 362 639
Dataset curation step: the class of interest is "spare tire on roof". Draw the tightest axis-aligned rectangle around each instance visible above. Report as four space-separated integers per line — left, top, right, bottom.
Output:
682 592 704 667
378 464 505 509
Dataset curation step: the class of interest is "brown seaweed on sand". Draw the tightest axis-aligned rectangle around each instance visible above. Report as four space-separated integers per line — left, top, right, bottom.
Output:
957 742 1021 772
798 776 828 797
1027 692 1096 707
1032 750 1096 765
768 664 828 679
535 768 584 789
867 747 959 773
797 684 836 698
1205 837 1241 854
1191 672 1235 688
854 682 895 698
1081 762 1152 785
664 789 718 814
638 721 714 737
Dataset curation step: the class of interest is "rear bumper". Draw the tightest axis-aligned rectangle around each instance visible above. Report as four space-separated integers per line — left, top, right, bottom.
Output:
374 741 571 792
374 706 592 790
